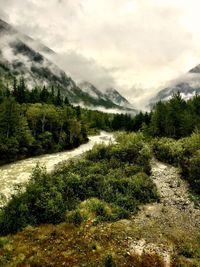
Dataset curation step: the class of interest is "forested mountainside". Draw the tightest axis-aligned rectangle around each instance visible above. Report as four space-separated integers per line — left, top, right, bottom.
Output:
0 19 136 113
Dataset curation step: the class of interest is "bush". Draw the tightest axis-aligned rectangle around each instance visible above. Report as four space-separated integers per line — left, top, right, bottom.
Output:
180 150 200 194
104 253 116 267
66 210 84 225
115 195 138 213
88 199 107 217
152 137 184 165
153 132 200 195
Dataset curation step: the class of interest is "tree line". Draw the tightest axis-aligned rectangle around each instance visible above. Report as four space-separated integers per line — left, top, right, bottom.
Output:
0 77 115 164
112 92 200 139
1 77 69 106
149 92 200 138
0 76 199 164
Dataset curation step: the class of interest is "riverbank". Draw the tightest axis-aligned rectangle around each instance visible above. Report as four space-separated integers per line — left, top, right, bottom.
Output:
0 132 114 206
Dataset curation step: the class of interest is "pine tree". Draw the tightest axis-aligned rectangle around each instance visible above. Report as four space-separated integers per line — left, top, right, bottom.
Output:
55 88 63 106
17 77 27 103
40 86 49 103
64 95 69 105
13 77 18 99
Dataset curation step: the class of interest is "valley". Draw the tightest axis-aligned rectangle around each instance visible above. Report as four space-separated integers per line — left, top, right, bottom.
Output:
0 9 200 267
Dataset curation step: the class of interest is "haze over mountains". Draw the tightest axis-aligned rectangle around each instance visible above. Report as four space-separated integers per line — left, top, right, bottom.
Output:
1 17 200 112
0 19 136 113
150 66 200 106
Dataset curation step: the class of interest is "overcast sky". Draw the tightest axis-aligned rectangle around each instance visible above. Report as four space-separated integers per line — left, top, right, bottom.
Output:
1 0 200 108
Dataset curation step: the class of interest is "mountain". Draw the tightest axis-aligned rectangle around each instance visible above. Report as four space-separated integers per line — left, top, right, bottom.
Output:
78 81 105 100
0 19 136 113
150 65 200 106
78 82 136 112
0 19 83 102
104 88 131 107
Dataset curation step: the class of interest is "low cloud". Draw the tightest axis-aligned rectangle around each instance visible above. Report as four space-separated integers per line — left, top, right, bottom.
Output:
48 51 117 90
1 0 200 109
74 102 132 114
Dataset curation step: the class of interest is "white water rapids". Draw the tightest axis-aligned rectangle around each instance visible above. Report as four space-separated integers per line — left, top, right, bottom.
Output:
0 132 114 206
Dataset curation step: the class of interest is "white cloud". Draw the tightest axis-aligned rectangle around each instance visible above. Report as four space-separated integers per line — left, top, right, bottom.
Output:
1 0 200 109
48 51 117 90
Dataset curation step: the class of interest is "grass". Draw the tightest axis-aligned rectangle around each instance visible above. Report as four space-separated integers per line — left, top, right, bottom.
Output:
0 216 199 267
0 220 166 267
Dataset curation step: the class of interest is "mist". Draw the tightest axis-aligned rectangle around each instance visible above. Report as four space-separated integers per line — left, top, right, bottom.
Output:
1 0 200 109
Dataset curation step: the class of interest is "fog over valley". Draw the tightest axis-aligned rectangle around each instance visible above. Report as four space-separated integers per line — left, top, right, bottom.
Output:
1 0 200 109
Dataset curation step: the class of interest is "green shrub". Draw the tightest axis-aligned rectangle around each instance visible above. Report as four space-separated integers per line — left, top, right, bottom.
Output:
104 253 116 267
153 132 200 195
180 150 200 194
115 195 138 213
180 244 195 258
66 210 83 225
88 200 107 217
152 137 184 165
0 237 9 248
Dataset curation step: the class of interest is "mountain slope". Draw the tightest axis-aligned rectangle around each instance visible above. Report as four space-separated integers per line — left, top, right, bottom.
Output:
0 19 84 102
104 87 132 107
150 65 200 105
0 19 136 113
78 82 136 112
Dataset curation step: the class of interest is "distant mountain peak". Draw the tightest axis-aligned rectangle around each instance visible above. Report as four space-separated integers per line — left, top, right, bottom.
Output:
78 81 105 100
104 87 130 106
77 81 136 111
189 64 200 74
150 64 200 106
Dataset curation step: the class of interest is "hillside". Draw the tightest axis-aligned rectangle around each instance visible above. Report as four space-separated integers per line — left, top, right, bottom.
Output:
0 19 136 113
78 82 137 112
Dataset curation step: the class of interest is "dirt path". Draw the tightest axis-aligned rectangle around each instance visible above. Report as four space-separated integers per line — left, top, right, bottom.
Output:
151 159 197 211
127 159 200 266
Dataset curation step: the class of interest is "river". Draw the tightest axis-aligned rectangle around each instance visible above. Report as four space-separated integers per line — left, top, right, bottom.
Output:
0 132 114 206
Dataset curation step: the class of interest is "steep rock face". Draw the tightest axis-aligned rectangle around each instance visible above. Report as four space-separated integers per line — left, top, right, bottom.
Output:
0 19 136 113
150 66 200 105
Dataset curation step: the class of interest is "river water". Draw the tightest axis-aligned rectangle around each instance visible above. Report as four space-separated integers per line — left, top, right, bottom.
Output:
0 132 114 206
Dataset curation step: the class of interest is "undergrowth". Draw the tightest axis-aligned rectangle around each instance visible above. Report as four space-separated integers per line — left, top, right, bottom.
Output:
0 132 158 235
